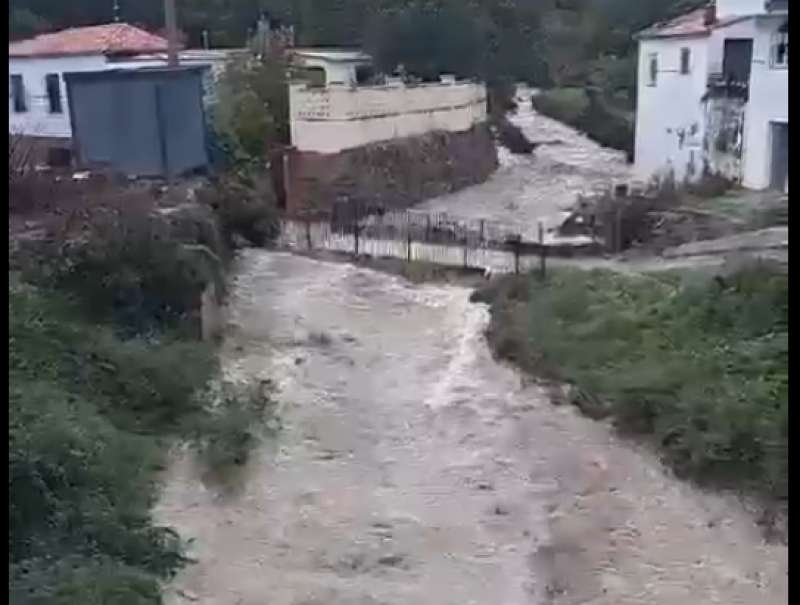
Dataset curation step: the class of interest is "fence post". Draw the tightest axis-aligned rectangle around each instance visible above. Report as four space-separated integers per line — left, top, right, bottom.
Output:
479 219 485 246
538 220 547 280
353 204 359 257
305 213 312 250
615 205 623 253
407 212 412 263
426 215 431 243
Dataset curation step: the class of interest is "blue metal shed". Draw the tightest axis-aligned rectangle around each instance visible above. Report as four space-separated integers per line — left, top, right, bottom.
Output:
64 66 210 178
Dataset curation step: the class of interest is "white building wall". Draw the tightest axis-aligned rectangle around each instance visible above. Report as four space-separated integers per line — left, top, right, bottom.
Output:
634 36 710 183
741 16 788 189
9 55 108 138
290 81 488 153
716 0 767 18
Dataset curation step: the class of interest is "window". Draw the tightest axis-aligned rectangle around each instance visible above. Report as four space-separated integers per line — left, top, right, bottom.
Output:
648 53 658 86
771 24 788 69
45 74 62 114
680 48 691 74
10 74 27 113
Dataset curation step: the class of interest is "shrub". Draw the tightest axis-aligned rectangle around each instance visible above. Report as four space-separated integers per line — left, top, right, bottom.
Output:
532 87 634 159
479 263 788 502
531 87 590 124
196 171 280 249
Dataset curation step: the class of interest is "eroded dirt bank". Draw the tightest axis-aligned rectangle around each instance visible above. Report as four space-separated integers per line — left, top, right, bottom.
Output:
157 251 787 605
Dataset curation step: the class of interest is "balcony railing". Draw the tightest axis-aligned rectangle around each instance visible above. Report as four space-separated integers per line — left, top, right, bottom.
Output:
765 0 789 13
706 73 750 101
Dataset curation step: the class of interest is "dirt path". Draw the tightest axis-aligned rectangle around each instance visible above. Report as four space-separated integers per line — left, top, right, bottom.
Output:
157 251 787 605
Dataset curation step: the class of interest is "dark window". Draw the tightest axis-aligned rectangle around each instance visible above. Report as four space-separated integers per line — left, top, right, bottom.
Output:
771 24 788 68
45 74 62 113
648 53 658 86
722 38 753 84
10 74 27 113
680 48 691 74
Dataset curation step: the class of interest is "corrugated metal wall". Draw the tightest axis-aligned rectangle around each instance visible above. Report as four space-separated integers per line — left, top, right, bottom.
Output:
65 67 209 177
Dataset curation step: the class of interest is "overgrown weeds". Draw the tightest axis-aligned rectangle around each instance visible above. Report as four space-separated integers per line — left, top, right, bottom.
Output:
475 262 788 505
10 189 279 600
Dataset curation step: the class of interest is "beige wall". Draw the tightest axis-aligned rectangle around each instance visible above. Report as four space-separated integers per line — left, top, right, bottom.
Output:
289 81 488 153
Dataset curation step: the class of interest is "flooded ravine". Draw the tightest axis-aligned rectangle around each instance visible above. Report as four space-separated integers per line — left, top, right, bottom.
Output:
416 106 633 238
157 251 787 605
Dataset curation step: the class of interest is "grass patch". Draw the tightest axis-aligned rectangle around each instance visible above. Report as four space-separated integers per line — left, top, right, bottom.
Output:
475 263 787 503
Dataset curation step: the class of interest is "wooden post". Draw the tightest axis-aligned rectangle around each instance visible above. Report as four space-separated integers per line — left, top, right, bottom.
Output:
479 219 485 246
538 221 547 280
463 237 469 269
164 0 179 67
305 213 312 250
510 235 520 275
615 205 623 253
407 212 412 263
426 215 431 243
353 204 359 257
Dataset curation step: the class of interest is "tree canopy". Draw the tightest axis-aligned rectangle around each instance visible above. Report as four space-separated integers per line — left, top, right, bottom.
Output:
10 0 703 92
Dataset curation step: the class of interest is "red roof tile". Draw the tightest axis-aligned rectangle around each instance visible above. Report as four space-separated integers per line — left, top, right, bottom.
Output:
636 7 713 39
9 23 170 58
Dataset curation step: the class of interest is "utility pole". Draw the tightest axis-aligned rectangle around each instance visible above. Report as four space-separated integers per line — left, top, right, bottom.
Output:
164 0 179 66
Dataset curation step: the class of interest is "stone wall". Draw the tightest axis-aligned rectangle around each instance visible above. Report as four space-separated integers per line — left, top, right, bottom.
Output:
285 123 498 216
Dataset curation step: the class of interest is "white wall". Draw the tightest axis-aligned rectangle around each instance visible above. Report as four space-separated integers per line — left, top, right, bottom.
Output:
716 0 766 18
741 16 788 188
9 55 107 138
290 81 488 153
634 36 710 183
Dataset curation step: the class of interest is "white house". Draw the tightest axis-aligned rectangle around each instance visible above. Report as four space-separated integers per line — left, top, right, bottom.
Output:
9 23 241 145
634 0 788 191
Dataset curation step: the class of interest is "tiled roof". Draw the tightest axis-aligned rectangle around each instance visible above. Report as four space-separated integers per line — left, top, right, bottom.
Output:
636 7 713 39
9 23 170 58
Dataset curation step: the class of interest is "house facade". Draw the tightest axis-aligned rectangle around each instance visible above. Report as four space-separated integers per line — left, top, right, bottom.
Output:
9 23 240 149
634 0 788 191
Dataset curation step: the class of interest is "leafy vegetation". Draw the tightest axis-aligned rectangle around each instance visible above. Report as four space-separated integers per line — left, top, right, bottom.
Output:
10 196 278 600
474 263 788 502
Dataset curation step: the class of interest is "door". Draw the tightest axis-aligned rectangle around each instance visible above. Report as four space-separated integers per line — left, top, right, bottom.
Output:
722 39 754 84
770 122 789 191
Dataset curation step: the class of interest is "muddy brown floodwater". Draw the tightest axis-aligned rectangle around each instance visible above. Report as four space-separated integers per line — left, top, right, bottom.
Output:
157 251 787 605
416 106 632 239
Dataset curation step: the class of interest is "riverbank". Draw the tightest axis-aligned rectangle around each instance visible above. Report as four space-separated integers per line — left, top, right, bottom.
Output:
157 250 788 605
9 182 278 602
472 263 788 542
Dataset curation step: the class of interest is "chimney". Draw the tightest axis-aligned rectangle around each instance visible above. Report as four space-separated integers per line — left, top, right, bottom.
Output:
703 3 716 26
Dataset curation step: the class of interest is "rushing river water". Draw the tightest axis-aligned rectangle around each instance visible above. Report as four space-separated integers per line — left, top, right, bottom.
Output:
416 106 633 239
157 251 787 605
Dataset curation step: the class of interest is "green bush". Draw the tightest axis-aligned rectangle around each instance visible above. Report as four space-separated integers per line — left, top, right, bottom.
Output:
10 281 281 601
478 263 788 501
532 87 634 159
531 87 590 124
196 171 280 249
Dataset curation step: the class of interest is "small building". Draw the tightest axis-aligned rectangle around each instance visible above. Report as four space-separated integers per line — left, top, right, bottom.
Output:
64 66 209 178
9 23 170 143
289 48 373 86
8 22 241 162
633 0 788 191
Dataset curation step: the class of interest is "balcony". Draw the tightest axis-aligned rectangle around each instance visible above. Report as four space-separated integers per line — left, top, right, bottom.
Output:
706 73 750 101
765 0 789 13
